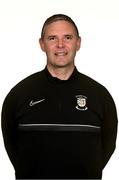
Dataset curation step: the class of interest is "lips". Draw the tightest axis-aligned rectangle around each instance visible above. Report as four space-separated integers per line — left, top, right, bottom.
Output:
54 52 68 56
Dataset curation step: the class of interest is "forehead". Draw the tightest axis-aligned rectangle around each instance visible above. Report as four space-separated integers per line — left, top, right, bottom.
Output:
44 20 77 35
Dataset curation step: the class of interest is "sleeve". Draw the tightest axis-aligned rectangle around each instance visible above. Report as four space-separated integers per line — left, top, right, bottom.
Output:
102 90 118 169
1 90 18 169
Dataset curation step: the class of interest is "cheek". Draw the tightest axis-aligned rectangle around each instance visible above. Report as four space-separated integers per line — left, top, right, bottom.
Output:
45 47 55 57
69 44 78 53
45 44 55 52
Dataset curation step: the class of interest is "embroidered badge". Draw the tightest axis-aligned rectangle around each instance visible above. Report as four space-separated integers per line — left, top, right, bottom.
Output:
75 95 88 111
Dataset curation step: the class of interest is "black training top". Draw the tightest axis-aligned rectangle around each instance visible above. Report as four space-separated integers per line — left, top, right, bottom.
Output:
1 67 118 179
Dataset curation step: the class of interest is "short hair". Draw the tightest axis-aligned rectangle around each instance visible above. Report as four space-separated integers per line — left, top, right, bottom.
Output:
41 14 79 39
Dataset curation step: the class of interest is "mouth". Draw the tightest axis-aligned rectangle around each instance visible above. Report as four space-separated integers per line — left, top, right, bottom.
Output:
54 52 68 56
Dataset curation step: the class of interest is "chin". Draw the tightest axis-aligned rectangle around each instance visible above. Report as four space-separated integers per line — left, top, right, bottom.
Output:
53 63 73 68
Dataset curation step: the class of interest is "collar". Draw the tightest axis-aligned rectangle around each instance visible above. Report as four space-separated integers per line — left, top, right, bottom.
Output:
44 66 78 85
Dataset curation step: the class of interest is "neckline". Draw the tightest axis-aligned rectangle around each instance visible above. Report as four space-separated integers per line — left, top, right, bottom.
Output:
44 66 79 85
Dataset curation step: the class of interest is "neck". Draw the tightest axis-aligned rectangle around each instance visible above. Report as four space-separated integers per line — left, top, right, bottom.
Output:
46 65 75 80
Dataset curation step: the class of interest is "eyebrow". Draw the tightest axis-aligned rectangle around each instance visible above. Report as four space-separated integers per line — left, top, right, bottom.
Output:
47 35 56 40
47 34 75 38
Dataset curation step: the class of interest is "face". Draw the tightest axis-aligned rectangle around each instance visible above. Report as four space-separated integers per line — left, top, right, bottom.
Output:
39 20 81 69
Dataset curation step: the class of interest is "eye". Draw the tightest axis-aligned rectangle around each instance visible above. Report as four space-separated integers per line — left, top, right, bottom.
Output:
65 35 73 40
48 36 56 41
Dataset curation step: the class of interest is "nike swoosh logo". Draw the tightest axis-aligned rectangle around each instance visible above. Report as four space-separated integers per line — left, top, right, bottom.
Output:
29 99 45 106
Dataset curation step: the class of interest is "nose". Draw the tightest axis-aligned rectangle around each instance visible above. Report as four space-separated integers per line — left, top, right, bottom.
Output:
57 39 65 48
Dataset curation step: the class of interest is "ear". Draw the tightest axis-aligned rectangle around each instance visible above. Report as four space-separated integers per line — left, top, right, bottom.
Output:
76 36 81 51
39 38 46 52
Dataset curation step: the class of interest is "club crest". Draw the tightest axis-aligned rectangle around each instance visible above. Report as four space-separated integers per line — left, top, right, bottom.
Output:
75 95 88 111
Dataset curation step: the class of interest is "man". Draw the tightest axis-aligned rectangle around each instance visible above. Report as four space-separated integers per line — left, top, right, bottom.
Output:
1 14 118 179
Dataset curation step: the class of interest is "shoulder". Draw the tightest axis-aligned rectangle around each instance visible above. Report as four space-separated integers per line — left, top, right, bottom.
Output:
15 69 45 88
3 70 45 102
14 69 45 88
76 71 117 112
77 70 114 99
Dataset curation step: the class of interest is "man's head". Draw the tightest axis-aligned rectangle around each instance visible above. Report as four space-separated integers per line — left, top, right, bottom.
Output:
41 14 80 39
39 14 81 69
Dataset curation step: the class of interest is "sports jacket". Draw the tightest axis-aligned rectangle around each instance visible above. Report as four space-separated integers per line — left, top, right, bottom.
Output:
1 67 118 179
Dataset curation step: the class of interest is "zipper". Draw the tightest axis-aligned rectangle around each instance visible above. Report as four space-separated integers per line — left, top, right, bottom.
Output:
18 123 101 132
